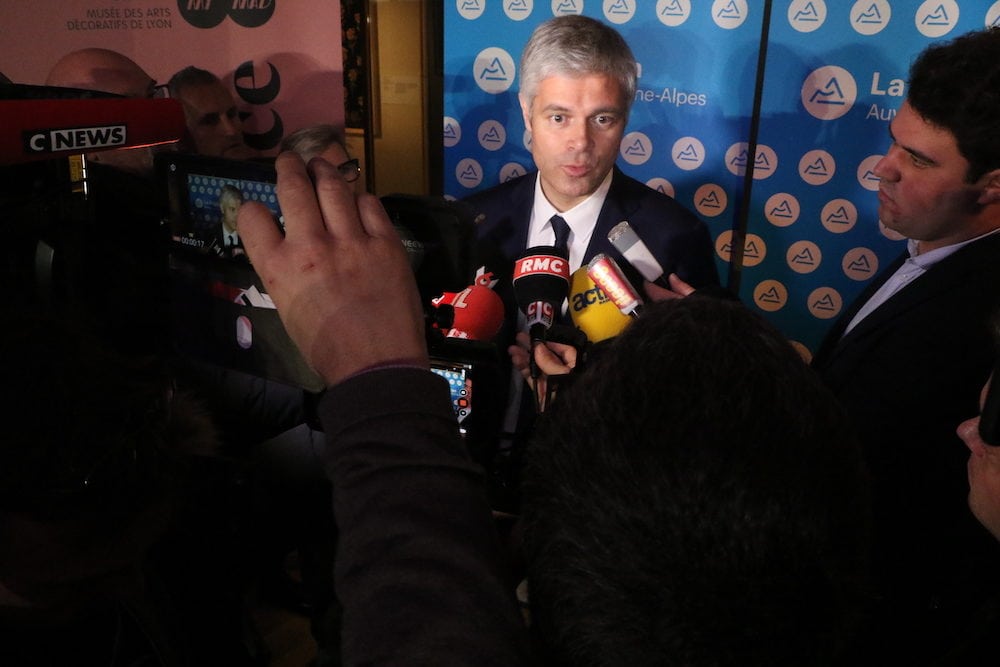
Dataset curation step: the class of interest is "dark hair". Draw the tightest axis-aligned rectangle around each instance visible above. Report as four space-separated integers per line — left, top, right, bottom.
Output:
521 297 872 666
167 65 222 98
907 27 1000 181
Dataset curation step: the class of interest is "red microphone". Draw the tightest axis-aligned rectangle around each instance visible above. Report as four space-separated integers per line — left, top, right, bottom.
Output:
430 283 505 341
587 253 644 318
0 93 185 165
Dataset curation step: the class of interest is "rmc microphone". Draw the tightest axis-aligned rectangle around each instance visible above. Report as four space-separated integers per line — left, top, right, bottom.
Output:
512 245 570 344
607 220 670 289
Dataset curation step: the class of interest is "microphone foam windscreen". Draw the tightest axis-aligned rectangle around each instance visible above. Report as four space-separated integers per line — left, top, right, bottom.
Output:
511 245 570 312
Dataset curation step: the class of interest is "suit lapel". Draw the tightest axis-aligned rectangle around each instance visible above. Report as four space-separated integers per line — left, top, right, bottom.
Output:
822 233 1000 361
584 167 640 262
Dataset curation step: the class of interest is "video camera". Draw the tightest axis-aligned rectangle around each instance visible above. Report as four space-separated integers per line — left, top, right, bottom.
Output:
158 153 506 465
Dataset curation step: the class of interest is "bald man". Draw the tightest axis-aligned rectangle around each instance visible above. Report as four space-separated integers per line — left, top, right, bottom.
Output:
45 47 165 175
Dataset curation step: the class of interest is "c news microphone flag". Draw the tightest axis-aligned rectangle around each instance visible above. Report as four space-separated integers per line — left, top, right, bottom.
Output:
0 89 185 165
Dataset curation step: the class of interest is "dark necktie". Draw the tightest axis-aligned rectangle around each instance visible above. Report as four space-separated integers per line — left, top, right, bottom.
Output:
550 215 571 323
550 214 571 258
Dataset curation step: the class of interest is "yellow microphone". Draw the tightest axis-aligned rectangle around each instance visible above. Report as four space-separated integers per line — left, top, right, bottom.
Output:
568 267 632 343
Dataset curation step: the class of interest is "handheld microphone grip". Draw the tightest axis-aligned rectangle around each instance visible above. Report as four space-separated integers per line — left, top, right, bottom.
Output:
587 254 644 318
607 220 670 289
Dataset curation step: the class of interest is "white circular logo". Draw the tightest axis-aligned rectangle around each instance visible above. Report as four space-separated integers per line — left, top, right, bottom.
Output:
850 0 891 36
842 247 879 281
712 0 748 29
500 162 528 183
620 131 652 166
802 66 857 120
724 143 777 179
656 0 691 26
799 149 836 185
604 0 636 24
788 0 827 32
551 0 583 15
455 157 483 189
856 154 883 191
645 177 675 198
821 198 858 233
916 0 959 38
787 240 822 274
443 116 461 148
478 120 507 151
504 0 534 21
694 183 728 218
473 47 516 95
672 136 705 171
457 0 486 20
988 2 1000 29
764 193 801 227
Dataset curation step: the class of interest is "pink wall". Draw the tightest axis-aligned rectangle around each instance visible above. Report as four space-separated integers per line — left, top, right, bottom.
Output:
0 1 344 153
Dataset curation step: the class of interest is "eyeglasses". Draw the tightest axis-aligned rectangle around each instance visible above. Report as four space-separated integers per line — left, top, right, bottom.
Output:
337 158 361 183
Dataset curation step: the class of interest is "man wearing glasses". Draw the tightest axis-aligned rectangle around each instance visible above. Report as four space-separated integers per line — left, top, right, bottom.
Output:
281 123 362 192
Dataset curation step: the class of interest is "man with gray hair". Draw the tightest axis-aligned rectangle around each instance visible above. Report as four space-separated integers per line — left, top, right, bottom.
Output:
464 15 718 508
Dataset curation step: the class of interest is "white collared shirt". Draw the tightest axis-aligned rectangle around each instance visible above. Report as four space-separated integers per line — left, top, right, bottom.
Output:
526 170 613 274
843 227 1000 336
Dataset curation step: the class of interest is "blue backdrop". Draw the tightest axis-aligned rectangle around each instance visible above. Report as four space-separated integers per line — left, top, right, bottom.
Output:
444 0 1000 354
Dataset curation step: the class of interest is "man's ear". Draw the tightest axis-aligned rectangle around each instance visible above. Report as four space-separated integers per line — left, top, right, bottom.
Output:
518 93 531 130
978 169 1000 205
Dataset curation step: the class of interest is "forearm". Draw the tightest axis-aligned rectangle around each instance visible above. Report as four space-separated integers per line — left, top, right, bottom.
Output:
320 367 531 666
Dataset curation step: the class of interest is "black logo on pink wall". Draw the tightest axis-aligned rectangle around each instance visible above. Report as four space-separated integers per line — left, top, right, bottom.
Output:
178 0 276 29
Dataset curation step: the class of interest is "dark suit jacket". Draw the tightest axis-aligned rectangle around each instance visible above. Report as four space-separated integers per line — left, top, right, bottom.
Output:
464 166 719 296
812 231 1000 658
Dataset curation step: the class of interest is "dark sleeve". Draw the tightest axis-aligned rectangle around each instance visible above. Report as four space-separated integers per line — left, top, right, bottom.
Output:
319 367 532 666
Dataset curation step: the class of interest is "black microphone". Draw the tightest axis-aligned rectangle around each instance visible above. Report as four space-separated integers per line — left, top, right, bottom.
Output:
512 245 570 379
513 245 570 340
607 220 670 289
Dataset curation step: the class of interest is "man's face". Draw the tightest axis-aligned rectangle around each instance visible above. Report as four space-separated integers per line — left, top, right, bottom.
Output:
221 198 240 232
958 377 1000 541
520 73 627 212
177 82 254 159
873 100 989 252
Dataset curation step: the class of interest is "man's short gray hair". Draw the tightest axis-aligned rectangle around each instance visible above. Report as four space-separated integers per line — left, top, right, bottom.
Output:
519 15 638 115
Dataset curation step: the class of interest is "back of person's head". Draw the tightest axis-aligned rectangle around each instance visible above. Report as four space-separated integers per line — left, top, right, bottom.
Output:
45 47 153 98
907 27 1000 181
280 123 348 163
522 297 872 666
166 65 220 99
519 15 637 115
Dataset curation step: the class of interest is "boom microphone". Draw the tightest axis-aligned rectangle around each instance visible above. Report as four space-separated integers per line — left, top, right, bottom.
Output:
587 253 644 319
512 245 570 344
568 267 631 343
607 220 670 289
